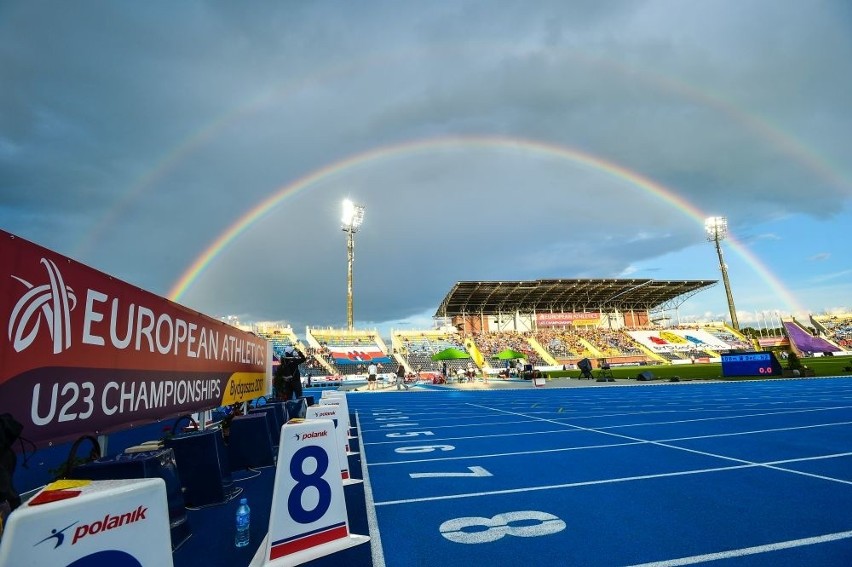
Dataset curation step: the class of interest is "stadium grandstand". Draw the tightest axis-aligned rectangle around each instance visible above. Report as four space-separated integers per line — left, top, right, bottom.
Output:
252 323 331 379
241 280 850 383
423 278 758 372
304 327 396 377
249 322 405 383
811 313 852 350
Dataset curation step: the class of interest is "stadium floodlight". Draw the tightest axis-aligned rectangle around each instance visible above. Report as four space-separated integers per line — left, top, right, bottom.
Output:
705 216 739 330
341 199 365 230
342 199 365 331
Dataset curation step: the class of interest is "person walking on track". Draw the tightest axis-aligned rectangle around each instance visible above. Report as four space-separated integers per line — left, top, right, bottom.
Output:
396 363 409 390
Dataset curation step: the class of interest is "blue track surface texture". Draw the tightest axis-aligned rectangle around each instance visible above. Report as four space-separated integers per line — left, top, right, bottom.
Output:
349 378 852 566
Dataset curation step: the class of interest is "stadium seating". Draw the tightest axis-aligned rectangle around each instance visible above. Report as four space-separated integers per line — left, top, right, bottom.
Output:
473 331 545 366
241 314 851 381
395 332 469 373
811 314 852 350
307 328 393 376
701 326 752 350
255 327 332 377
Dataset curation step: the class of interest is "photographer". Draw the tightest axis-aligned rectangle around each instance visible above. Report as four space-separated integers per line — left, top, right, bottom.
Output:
274 347 307 401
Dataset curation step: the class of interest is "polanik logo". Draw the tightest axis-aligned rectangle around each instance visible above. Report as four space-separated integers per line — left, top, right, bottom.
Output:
8 257 76 354
299 430 328 442
34 521 78 549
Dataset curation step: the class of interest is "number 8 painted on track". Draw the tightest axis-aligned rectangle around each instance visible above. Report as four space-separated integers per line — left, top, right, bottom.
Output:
439 511 566 544
287 445 332 524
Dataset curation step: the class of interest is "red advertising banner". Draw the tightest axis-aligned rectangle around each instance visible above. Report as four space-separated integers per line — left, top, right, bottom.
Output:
327 347 392 365
0 230 270 447
535 312 601 327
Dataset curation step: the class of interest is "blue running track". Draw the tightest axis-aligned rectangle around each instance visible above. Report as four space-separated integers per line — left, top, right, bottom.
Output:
348 378 852 566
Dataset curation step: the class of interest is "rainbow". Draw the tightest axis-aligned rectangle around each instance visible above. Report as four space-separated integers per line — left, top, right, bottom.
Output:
71 56 385 259
167 135 805 313
76 46 850 260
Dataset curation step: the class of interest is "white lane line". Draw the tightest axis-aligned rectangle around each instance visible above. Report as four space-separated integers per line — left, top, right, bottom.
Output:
626 530 852 566
368 440 645 466
594 406 852 431
362 415 852 449
468 403 852 487
769 451 852 465
359 405 852 433
356 411 386 567
359 409 673 427
369 442 852 470
373 463 755 506
359 418 539 433
656 420 852 443
364 428 587 445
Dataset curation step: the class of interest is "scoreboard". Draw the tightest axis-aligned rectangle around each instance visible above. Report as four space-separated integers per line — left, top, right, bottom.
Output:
721 351 782 377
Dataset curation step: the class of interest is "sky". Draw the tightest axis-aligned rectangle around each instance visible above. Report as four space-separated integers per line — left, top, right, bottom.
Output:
2 1 851 337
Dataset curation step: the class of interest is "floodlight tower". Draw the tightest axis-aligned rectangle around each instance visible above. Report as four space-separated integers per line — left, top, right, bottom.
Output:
705 216 739 330
341 199 365 331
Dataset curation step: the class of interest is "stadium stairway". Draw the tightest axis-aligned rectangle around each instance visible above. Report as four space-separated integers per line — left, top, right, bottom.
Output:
394 353 414 375
579 337 604 358
374 333 391 355
720 323 762 351
311 347 337 375
783 318 843 355
463 337 487 369
634 341 670 364
809 315 830 337
527 336 558 366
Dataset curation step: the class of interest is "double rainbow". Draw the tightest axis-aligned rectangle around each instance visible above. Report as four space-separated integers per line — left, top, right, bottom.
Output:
167 135 805 313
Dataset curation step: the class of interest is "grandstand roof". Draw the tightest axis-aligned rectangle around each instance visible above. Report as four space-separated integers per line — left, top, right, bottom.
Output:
436 279 717 316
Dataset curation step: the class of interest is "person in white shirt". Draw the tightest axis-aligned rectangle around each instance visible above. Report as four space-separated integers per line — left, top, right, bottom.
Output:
367 362 378 391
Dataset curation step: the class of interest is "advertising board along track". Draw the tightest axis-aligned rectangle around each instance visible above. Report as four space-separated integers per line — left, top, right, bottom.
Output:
0 229 271 448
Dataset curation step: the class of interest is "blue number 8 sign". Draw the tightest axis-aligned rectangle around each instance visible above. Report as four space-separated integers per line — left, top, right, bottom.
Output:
287 445 333 524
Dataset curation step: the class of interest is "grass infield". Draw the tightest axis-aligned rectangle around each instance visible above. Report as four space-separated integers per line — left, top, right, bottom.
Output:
544 355 852 381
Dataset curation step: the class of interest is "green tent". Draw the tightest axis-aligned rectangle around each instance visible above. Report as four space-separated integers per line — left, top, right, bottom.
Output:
494 348 526 360
431 347 470 361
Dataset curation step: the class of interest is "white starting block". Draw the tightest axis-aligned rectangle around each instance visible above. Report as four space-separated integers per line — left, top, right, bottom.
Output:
0 478 172 567
306 405 361 486
250 419 368 567
318 393 355 441
318 392 351 430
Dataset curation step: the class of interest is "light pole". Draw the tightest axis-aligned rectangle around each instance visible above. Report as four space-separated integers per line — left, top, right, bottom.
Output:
705 216 739 331
341 199 365 331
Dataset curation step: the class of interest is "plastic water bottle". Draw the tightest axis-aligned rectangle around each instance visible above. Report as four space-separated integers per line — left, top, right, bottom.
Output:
235 498 250 548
